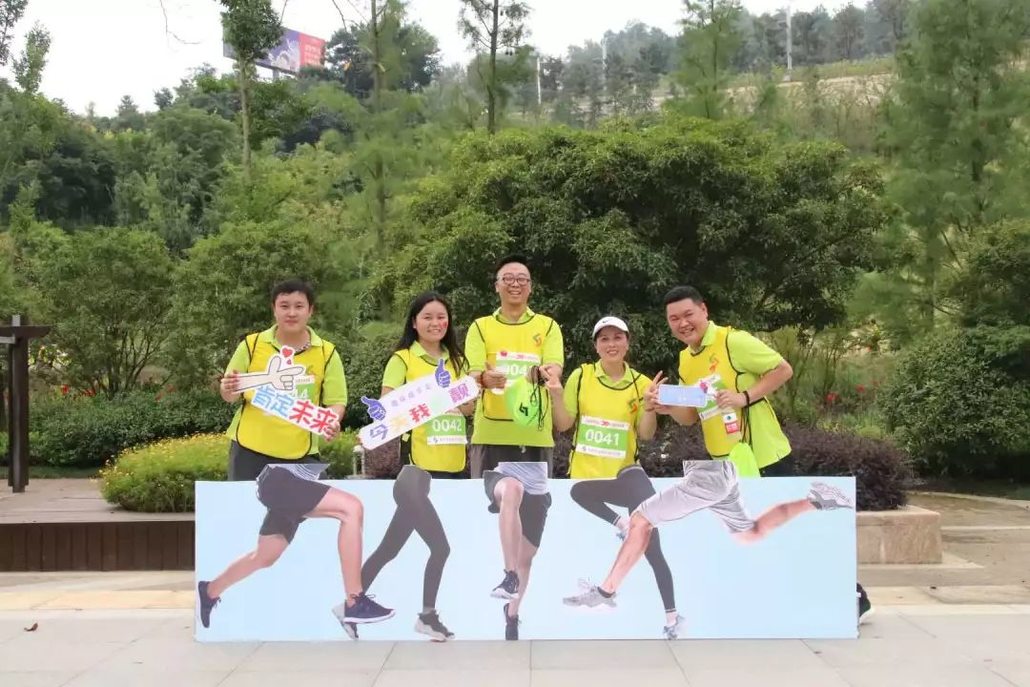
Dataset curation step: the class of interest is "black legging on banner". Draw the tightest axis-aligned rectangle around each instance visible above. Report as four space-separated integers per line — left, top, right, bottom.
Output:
570 464 677 613
362 464 450 610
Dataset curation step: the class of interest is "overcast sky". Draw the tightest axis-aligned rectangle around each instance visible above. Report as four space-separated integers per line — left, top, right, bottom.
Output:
2 0 852 116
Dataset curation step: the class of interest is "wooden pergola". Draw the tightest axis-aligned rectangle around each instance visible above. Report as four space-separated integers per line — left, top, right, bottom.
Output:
1 315 51 493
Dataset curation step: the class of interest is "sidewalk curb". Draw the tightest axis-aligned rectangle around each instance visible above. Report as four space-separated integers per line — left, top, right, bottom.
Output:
910 491 1030 510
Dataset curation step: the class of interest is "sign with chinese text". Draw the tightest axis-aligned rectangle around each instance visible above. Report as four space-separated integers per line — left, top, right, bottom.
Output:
239 348 338 439
358 360 479 449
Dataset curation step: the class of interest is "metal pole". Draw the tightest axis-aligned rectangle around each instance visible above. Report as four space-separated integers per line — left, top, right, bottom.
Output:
9 315 28 492
536 55 542 107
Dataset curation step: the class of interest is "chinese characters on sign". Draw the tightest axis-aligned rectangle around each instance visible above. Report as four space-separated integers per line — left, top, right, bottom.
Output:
358 366 480 449
252 386 340 440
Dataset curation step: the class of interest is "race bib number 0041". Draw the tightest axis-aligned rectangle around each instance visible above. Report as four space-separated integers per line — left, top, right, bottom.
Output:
575 415 630 459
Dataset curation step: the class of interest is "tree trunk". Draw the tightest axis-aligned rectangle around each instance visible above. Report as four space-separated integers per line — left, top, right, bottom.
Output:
487 0 499 134
239 61 252 176
371 0 386 251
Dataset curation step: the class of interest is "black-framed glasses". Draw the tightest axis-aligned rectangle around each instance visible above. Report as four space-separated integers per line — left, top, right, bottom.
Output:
498 275 531 286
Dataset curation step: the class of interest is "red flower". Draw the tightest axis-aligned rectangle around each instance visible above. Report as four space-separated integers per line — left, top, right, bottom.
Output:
60 384 70 396
856 384 866 394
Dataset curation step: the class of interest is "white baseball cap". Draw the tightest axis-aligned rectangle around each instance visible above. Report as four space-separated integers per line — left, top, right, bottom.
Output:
592 316 630 338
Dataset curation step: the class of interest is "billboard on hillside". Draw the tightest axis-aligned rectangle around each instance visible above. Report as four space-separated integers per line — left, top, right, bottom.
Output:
223 28 326 74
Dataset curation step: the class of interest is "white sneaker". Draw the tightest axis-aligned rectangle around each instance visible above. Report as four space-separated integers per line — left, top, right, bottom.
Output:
562 579 616 609
808 482 855 510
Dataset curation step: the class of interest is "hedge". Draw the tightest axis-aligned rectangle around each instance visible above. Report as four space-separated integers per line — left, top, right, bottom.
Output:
31 389 235 468
882 325 1030 479
555 421 910 511
99 431 359 513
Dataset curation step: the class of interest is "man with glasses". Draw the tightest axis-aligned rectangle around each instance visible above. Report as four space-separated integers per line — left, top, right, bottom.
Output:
465 255 564 639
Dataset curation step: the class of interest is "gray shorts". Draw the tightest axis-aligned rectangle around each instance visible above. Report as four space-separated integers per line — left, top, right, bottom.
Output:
634 460 755 533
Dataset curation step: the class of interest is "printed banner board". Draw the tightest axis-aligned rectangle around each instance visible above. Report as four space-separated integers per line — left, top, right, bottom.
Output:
223 28 326 74
195 465 857 642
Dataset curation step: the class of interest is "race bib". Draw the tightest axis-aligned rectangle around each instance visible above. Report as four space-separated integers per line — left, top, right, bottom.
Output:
425 413 467 446
490 350 540 395
575 415 630 459
698 373 729 422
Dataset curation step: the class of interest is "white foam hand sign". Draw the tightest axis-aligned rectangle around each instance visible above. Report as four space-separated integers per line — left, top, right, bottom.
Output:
234 355 307 393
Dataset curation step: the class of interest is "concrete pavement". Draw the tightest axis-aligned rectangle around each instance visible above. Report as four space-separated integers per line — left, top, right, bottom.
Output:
1 605 1029 686
2 491 1030 686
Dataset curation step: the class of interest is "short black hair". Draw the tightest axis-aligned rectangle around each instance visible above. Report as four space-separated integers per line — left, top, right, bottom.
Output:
271 279 316 307
495 254 531 276
663 285 705 306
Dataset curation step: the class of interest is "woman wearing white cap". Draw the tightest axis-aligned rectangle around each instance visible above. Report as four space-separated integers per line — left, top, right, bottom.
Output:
541 317 684 638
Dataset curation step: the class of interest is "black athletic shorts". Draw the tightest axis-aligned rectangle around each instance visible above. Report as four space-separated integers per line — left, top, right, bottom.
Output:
255 466 330 543
482 469 552 548
228 440 325 482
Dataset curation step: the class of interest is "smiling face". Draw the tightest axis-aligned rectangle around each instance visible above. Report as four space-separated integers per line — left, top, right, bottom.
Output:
665 297 709 349
413 299 449 345
594 327 629 366
273 291 313 336
495 261 532 308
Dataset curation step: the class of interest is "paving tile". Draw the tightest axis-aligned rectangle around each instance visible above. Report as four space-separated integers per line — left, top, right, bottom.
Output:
384 640 530 670
377 669 530 687
986 660 1030 687
237 641 392 672
835 664 1018 687
671 639 825 671
36 591 187 610
685 668 850 687
0 639 124 672
531 640 676 670
221 670 379 687
0 593 60 611
63 669 230 687
854 614 935 640
904 613 1030 638
96 637 258 672
805 637 978 668
0 672 77 687
866 586 939 605
531 669 688 687
0 617 169 644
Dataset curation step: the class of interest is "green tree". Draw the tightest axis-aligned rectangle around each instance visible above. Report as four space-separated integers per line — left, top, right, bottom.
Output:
874 0 1030 341
0 0 29 66
459 0 530 133
832 3 866 60
946 219 1030 327
31 227 174 396
165 216 359 388
377 119 887 372
113 105 237 252
324 17 441 98
218 0 281 174
675 0 743 119
113 95 147 132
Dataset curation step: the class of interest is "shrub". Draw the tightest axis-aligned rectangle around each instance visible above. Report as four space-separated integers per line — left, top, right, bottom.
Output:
320 431 359 479
100 434 227 512
882 326 1030 479
336 324 403 430
785 425 911 511
30 389 236 468
557 421 911 511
